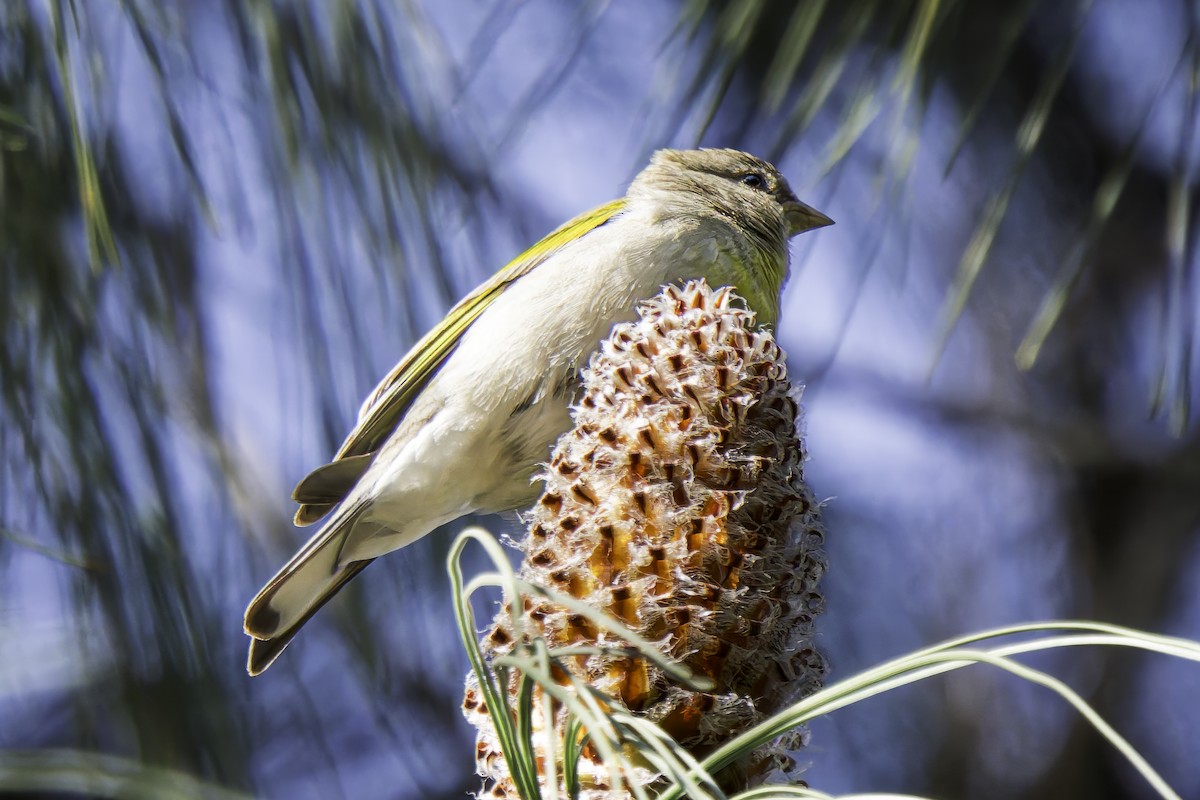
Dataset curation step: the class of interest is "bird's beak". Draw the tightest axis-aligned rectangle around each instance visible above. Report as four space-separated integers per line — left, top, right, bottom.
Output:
783 199 834 236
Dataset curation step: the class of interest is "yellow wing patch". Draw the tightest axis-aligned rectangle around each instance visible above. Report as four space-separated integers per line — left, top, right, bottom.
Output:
292 198 627 525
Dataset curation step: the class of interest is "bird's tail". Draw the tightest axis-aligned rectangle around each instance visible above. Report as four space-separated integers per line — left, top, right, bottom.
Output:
244 503 373 675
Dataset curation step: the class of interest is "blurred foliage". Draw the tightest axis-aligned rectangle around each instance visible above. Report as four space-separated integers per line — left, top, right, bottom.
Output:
673 0 1195 427
0 749 257 800
1 1 1198 799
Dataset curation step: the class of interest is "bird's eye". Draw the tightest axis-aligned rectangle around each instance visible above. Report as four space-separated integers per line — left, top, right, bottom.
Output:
739 172 766 189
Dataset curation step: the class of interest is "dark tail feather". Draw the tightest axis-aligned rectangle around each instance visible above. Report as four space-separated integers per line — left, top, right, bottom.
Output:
246 559 373 676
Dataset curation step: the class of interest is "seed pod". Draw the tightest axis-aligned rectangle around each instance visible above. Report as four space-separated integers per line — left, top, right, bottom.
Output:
464 280 826 799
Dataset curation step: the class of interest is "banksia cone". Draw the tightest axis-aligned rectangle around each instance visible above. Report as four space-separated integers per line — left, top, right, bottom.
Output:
463 280 826 799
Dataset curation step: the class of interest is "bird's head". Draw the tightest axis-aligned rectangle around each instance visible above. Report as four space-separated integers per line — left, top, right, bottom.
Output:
629 148 832 323
632 148 832 247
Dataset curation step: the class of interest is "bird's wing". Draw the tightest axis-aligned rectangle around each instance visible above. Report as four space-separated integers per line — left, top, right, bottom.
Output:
292 198 628 525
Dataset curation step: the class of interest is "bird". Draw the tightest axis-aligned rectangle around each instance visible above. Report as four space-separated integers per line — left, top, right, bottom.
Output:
243 148 832 675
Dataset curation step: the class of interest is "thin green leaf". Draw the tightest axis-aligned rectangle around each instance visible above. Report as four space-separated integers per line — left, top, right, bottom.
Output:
449 528 543 799
0 525 95 570
657 621 1199 800
509 660 650 800
50 0 120 271
0 105 34 150
930 0 1092 371
761 0 829 113
0 750 255 800
562 718 585 800
116 0 218 229
612 711 724 800
733 790 933 800
774 2 880 149
512 578 714 691
532 639 561 800
944 0 1039 174
1016 39 1190 369
1151 14 1200 433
